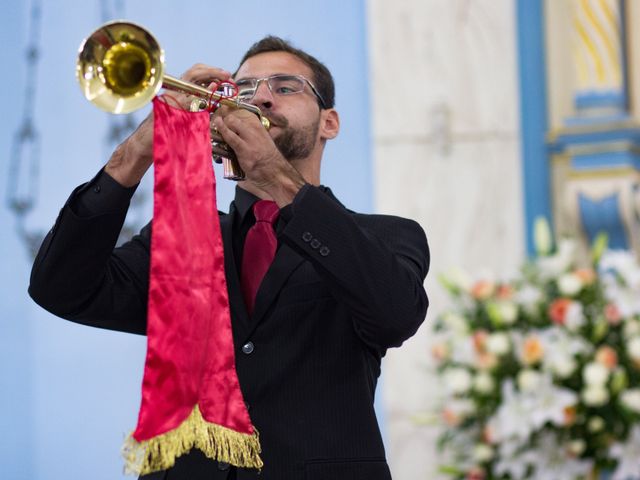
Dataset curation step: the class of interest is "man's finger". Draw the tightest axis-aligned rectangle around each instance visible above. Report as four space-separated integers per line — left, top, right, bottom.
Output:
211 142 234 158
223 110 264 140
180 64 232 86
213 117 243 151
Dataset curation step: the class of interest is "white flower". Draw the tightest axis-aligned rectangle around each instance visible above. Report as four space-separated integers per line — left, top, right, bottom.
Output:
498 302 518 325
606 284 640 318
627 337 640 361
568 439 586 456
557 273 582 296
472 444 494 463
486 332 510 355
581 385 610 407
611 426 640 480
620 389 640 414
496 432 592 480
582 362 609 386
624 320 640 340
494 444 530 480
600 250 640 317
443 267 473 293
539 327 591 378
449 335 476 366
517 369 542 392
487 381 536 443
563 302 585 332
473 372 495 394
525 432 593 480
550 355 578 378
442 398 475 427
600 250 640 289
443 368 473 395
441 312 470 336
536 240 576 280
526 376 577 429
515 285 543 314
487 377 576 445
587 416 605 432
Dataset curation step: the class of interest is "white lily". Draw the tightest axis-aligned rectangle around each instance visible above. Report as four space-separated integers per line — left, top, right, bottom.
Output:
611 426 640 480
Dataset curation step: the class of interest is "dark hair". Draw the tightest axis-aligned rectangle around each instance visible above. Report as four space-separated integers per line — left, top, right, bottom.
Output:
236 36 335 109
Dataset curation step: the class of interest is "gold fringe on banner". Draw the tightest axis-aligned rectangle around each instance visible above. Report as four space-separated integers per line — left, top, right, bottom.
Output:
122 405 263 475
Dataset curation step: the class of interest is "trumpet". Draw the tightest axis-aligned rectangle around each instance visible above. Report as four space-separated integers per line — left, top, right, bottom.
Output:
76 20 270 180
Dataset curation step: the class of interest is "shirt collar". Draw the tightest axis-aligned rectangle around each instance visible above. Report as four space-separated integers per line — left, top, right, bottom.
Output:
231 183 340 220
233 185 260 223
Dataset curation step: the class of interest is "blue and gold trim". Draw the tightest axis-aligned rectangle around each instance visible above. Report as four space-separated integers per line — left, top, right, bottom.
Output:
516 0 551 255
518 0 640 255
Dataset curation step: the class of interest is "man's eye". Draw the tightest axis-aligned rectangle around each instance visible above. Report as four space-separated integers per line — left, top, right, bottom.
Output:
275 86 296 94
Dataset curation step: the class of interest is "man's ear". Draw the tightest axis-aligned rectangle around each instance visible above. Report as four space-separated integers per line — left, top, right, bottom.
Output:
319 109 340 140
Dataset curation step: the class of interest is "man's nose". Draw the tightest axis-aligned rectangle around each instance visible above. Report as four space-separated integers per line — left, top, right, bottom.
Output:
250 79 274 109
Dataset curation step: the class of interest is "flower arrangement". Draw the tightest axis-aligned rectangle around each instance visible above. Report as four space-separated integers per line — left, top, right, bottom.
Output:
431 220 640 480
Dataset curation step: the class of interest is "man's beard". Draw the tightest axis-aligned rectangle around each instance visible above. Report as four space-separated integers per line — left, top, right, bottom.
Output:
271 115 321 162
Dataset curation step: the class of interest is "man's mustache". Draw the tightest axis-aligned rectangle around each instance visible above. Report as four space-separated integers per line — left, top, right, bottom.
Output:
265 113 288 129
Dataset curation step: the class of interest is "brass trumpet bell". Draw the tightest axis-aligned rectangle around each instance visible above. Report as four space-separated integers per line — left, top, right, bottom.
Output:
77 21 164 114
76 21 271 180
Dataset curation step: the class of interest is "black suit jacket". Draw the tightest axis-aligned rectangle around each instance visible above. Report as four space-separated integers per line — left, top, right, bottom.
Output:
29 179 429 480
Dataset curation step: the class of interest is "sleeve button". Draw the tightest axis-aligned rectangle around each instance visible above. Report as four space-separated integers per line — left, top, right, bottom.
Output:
310 239 321 249
302 232 313 242
319 246 330 257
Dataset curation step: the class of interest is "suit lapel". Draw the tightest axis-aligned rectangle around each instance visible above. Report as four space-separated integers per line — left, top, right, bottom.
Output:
245 243 305 339
222 192 309 341
247 187 341 330
219 206 251 338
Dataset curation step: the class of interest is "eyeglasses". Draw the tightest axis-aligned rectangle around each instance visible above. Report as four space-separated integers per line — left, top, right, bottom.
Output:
234 74 327 109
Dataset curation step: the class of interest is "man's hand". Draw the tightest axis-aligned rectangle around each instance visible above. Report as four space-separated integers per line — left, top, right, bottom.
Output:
212 108 305 207
105 64 231 187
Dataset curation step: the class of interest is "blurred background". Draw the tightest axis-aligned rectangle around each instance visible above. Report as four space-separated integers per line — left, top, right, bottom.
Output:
2 1 639 479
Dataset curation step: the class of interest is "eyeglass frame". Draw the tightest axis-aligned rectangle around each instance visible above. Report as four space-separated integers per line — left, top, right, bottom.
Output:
234 74 327 109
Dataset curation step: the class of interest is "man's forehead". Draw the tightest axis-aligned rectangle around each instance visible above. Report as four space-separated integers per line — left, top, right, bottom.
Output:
235 51 312 80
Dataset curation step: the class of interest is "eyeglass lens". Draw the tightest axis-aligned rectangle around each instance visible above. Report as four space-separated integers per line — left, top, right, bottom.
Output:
237 75 306 100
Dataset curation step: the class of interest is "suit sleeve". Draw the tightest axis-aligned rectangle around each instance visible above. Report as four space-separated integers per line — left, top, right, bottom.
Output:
28 170 151 335
280 185 430 350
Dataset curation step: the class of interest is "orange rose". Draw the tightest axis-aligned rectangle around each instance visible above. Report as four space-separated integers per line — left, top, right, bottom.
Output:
466 467 486 480
604 304 622 325
595 346 618 370
482 425 495 444
496 284 514 300
563 406 577 426
473 330 489 353
549 298 572 325
522 336 544 365
477 352 499 370
575 268 596 285
471 281 495 300
431 343 450 362
442 407 462 427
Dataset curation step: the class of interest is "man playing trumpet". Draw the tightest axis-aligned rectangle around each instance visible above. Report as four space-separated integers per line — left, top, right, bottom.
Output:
29 34 429 480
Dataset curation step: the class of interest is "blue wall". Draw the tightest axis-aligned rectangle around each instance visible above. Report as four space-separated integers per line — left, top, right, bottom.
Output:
0 2 372 478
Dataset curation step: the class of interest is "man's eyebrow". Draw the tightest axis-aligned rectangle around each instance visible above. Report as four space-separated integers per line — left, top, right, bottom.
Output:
234 73 295 81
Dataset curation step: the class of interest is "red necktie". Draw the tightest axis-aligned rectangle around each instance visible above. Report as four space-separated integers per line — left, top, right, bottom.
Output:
241 200 280 315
